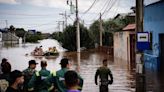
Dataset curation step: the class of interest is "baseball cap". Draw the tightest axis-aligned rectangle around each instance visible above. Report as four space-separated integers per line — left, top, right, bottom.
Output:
29 60 38 65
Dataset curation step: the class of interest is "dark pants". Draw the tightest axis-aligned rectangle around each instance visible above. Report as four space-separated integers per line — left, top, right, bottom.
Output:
100 85 108 92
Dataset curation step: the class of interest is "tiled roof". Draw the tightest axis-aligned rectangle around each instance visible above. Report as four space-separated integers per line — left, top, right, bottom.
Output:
123 24 136 31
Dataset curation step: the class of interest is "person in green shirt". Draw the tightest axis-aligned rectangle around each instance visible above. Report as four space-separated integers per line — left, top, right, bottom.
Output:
56 58 83 92
95 59 113 92
23 60 38 92
28 60 54 92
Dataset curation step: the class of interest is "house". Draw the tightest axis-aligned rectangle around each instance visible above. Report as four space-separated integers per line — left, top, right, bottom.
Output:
0 28 19 45
114 24 136 67
144 0 164 71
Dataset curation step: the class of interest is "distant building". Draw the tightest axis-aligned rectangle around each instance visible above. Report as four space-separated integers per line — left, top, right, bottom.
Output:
114 24 136 67
144 1 164 71
28 30 36 34
0 28 19 44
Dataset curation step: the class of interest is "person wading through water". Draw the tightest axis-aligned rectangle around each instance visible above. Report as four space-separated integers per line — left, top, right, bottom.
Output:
95 59 113 92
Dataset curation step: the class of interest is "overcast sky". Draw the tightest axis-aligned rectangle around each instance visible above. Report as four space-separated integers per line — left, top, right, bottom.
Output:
0 0 160 33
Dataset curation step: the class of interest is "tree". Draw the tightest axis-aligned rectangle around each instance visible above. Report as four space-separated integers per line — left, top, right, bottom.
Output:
89 20 100 45
9 25 15 32
15 28 26 37
52 24 94 51
51 32 63 42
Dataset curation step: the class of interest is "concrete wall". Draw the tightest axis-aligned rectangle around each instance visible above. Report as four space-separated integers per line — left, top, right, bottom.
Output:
144 1 164 70
2 32 19 44
114 31 130 62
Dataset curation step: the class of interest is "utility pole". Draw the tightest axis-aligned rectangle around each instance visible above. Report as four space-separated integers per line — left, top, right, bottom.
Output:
136 0 145 92
99 13 103 47
59 11 68 29
67 0 80 52
57 21 60 31
5 20 8 29
76 0 80 52
65 11 67 28
57 21 65 31
62 21 64 31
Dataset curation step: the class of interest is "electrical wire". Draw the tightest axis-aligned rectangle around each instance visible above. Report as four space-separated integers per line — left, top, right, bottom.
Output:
104 0 120 19
82 0 98 14
83 0 112 23
25 20 59 28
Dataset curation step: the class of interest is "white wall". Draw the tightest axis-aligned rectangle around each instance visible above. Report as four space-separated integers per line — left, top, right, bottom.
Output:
114 31 129 62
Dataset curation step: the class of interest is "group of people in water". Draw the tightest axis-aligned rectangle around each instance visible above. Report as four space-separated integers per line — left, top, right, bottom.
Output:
31 46 58 56
0 57 113 92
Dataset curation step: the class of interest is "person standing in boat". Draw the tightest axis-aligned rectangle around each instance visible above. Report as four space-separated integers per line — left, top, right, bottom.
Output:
38 46 44 55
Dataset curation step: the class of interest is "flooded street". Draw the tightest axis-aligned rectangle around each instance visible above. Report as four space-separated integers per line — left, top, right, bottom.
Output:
0 39 136 92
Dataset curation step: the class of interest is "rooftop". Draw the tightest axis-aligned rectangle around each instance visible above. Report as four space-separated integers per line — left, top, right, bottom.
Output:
123 24 136 31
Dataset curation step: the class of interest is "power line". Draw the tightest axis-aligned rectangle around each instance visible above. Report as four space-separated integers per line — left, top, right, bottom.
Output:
82 0 98 14
101 0 115 16
82 0 112 23
25 20 57 28
100 0 112 13
106 0 120 19
80 0 99 19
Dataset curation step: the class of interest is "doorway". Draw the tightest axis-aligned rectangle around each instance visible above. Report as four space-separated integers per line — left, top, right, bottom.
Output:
130 34 136 68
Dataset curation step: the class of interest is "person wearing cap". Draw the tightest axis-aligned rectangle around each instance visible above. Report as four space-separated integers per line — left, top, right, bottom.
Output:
6 70 24 92
22 60 38 92
28 60 54 92
55 58 83 92
95 59 113 92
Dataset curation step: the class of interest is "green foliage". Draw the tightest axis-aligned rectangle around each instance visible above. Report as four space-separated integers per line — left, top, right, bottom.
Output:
26 35 39 43
80 25 94 49
89 20 100 44
103 32 113 46
51 32 63 42
9 25 15 32
25 32 43 43
89 15 135 46
51 24 94 51
62 25 77 51
15 28 26 37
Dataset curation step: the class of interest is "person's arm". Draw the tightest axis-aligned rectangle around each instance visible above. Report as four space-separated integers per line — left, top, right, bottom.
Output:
77 73 83 90
95 69 99 85
108 69 113 84
28 73 37 91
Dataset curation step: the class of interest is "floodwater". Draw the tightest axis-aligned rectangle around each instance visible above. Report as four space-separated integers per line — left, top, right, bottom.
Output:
0 39 136 92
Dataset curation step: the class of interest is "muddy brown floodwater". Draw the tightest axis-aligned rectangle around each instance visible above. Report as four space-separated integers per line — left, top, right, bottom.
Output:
0 39 136 92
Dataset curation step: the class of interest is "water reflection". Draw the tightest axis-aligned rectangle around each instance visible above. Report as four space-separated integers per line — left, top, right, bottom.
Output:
0 39 136 92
